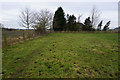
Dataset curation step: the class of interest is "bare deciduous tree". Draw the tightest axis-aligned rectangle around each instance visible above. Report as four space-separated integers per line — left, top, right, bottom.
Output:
19 8 33 30
77 14 82 23
32 9 53 30
90 6 101 29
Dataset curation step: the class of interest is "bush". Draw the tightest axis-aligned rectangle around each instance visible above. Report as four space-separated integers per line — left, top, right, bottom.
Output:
35 27 46 35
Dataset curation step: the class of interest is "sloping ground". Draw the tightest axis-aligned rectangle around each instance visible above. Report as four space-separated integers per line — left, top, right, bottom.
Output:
2 32 118 78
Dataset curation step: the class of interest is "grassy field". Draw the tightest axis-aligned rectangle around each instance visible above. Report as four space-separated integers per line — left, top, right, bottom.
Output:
2 32 118 78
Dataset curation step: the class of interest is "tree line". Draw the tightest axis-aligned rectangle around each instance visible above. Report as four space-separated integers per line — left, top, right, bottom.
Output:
53 7 111 31
19 7 111 32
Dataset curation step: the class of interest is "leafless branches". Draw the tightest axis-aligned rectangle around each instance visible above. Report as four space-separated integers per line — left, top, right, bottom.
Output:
19 8 33 30
77 14 82 23
90 6 101 28
32 9 53 30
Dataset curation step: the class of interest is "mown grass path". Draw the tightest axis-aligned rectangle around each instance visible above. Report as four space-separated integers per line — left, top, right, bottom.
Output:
2 32 118 78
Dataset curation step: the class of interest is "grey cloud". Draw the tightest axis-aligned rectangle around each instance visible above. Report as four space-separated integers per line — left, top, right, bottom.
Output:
0 2 118 29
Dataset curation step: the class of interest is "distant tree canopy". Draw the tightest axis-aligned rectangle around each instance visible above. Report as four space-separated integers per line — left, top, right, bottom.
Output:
53 7 66 31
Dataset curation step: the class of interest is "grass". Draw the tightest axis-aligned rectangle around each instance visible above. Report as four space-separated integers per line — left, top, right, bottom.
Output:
2 32 118 78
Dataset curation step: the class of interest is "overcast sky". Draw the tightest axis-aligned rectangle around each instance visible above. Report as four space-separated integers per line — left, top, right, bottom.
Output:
0 0 119 29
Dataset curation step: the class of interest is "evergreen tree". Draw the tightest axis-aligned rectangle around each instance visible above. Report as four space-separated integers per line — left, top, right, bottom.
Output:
103 21 111 31
76 22 84 31
83 17 92 31
97 20 103 31
53 7 66 31
67 15 77 31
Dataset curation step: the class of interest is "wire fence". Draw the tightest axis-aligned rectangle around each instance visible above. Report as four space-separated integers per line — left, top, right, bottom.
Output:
2 30 118 47
2 30 51 47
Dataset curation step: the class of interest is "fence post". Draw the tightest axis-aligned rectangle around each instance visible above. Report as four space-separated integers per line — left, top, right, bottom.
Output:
3 34 8 46
28 32 31 40
32 32 34 39
39 32 40 37
23 33 25 41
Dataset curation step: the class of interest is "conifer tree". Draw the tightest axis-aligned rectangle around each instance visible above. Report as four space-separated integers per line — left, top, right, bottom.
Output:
97 20 103 31
103 21 111 31
53 7 66 31
83 17 92 31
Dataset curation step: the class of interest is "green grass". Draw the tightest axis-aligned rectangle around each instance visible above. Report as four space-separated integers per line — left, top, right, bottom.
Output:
2 32 118 78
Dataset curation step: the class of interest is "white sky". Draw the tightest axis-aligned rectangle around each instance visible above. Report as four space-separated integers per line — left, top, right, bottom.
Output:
0 0 119 29
0 0 119 2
